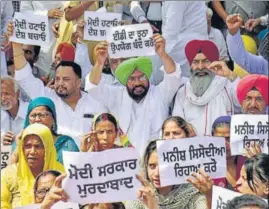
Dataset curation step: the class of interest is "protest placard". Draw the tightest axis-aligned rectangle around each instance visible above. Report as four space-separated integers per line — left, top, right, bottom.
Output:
15 202 79 209
230 115 269 156
62 148 140 204
84 11 122 41
1 145 12 170
157 137 227 186
10 12 50 46
107 23 155 58
211 186 241 209
212 185 268 209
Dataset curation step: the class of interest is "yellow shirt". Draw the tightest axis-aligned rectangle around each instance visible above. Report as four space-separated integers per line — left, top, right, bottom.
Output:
1 164 21 209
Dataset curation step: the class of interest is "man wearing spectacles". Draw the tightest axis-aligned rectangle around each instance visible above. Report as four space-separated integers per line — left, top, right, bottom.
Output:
86 34 182 157
34 170 70 209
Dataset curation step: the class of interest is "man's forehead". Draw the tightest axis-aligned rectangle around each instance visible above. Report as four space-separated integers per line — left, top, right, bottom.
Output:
23 44 34 51
56 66 75 76
193 53 208 60
130 69 145 76
246 89 263 97
1 80 15 92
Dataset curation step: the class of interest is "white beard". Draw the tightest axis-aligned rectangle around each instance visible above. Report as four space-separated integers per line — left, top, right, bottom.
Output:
190 69 215 97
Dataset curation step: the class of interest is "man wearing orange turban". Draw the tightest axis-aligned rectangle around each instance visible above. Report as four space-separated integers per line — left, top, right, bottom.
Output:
47 43 76 83
237 74 268 114
55 43 75 65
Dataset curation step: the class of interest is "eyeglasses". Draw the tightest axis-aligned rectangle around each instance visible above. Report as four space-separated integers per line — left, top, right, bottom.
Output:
127 74 147 84
35 188 50 199
29 112 52 120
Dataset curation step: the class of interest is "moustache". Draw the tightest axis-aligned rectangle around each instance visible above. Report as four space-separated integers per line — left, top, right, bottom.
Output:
56 86 67 91
1 100 12 110
132 85 146 92
192 68 214 77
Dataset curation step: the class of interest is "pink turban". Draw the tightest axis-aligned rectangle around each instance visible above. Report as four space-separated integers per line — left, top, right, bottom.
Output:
56 43 75 61
185 40 219 65
237 74 268 105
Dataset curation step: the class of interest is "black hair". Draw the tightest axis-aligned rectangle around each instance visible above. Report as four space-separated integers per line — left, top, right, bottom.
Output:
33 45 41 59
7 60 14 67
224 194 268 209
244 154 269 195
162 116 190 138
143 140 162 181
94 113 118 131
33 170 61 194
55 61 82 79
112 202 126 209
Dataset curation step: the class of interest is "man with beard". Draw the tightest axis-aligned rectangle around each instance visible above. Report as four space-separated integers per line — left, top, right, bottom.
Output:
1 76 28 145
86 33 182 156
10 27 107 146
173 39 241 136
237 74 268 115
226 14 268 76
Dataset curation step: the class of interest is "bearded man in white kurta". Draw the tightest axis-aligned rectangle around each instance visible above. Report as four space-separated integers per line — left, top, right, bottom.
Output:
85 34 182 156
173 40 241 136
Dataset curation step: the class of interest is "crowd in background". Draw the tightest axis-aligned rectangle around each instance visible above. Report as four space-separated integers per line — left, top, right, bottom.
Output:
1 1 268 209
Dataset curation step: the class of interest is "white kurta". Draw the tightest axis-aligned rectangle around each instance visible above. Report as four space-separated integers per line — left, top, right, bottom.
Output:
85 64 182 156
20 1 66 76
15 63 108 147
173 76 241 136
208 27 229 61
1 101 29 142
156 1 208 77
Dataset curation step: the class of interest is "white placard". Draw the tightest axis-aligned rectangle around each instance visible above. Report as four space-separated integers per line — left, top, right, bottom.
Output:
15 202 79 209
1 145 12 170
107 23 155 58
84 11 122 41
211 186 241 209
230 114 269 156
10 12 50 46
157 137 227 186
62 148 141 204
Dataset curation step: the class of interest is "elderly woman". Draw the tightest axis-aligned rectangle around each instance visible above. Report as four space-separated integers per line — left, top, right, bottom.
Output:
1 123 64 209
125 140 208 209
161 116 195 139
80 113 130 152
12 97 79 164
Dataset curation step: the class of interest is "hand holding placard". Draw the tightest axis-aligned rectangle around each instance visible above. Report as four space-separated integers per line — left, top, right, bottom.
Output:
152 33 165 57
107 23 155 58
157 137 227 186
62 148 140 204
9 12 50 46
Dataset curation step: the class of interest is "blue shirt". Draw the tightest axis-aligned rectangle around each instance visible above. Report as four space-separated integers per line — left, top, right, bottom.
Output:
227 31 268 76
